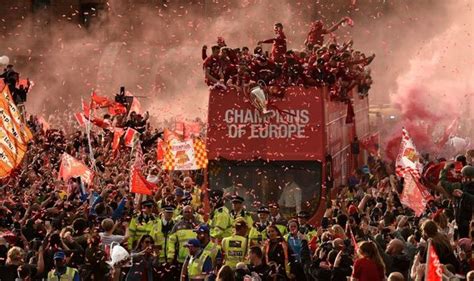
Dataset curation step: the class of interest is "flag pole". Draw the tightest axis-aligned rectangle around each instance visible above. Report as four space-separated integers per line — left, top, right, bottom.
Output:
425 239 431 281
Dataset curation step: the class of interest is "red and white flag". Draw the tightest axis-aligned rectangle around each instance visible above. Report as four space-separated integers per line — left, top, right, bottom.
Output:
395 128 423 178
74 113 88 127
129 142 153 195
425 241 443 281
124 128 139 147
58 153 94 185
400 171 433 216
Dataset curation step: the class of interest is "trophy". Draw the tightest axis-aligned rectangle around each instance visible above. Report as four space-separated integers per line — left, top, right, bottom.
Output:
249 84 271 117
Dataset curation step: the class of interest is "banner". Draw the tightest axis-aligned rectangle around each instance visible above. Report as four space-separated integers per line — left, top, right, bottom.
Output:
0 85 31 178
425 241 443 281
206 87 325 161
162 138 208 170
400 171 433 216
395 128 423 178
58 153 94 185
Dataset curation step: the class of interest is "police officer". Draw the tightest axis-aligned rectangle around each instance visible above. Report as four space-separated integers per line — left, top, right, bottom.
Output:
441 164 474 238
248 206 270 248
47 251 80 281
183 176 202 211
181 239 213 281
297 211 317 241
221 218 249 269
150 205 176 263
168 205 199 265
195 224 222 269
230 195 254 228
128 200 159 250
269 202 288 236
209 190 233 241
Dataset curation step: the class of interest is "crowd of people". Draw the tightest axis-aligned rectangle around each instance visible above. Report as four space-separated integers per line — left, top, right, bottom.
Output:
0 19 473 281
2 104 474 281
202 19 375 101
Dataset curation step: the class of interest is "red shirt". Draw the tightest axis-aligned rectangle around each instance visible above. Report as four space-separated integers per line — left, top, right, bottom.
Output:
203 55 221 85
306 27 326 46
352 257 385 281
262 31 287 63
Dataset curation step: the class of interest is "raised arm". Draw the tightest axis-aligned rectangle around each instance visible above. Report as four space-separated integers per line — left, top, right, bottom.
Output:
325 18 347 33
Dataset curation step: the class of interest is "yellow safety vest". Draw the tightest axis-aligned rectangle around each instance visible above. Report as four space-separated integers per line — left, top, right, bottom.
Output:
168 222 197 263
187 251 210 280
47 267 78 281
248 224 267 248
150 219 171 262
210 206 233 240
221 234 248 269
202 241 220 267
127 215 158 250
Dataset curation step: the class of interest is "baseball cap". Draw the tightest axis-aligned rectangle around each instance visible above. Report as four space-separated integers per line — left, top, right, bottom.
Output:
53 251 66 260
184 238 201 248
194 224 210 233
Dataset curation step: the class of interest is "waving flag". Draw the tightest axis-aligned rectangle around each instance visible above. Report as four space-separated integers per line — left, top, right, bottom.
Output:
425 240 443 281
91 92 113 108
0 85 31 178
395 128 423 178
58 153 94 185
400 171 433 216
129 142 153 195
112 128 125 152
162 138 208 170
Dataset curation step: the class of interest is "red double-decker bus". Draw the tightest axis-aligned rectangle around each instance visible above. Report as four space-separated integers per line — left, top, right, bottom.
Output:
206 86 370 222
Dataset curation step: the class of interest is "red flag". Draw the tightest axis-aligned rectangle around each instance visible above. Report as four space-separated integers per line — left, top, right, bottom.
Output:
58 153 94 185
124 128 139 147
112 128 124 152
108 102 127 116
426 241 443 281
130 168 152 195
400 171 433 216
74 113 87 127
82 100 91 118
91 92 112 108
156 138 165 162
91 117 110 129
